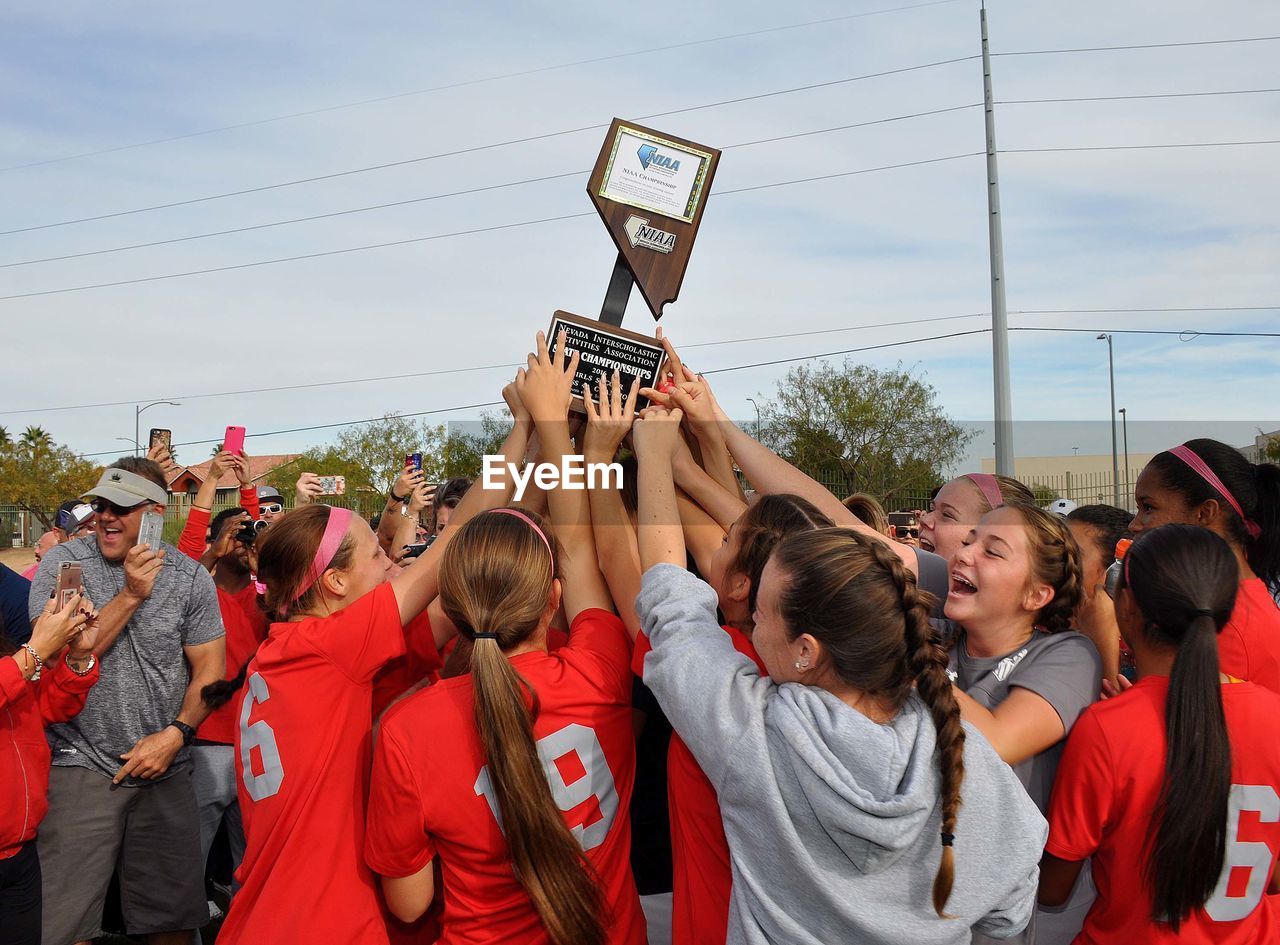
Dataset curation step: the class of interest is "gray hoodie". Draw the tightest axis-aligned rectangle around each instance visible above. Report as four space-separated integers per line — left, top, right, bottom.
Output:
636 564 1048 945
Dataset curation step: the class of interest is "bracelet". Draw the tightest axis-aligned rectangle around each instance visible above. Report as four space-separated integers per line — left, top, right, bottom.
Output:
389 487 408 503
66 653 96 677
20 643 44 682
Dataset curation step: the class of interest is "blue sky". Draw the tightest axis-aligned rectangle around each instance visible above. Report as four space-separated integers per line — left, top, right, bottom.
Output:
1 0 1277 471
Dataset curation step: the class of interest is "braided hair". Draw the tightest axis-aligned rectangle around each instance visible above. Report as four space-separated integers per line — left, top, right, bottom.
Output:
773 529 966 915
999 504 1083 633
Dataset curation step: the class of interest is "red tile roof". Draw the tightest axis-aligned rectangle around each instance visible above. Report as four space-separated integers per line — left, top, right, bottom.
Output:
166 454 301 490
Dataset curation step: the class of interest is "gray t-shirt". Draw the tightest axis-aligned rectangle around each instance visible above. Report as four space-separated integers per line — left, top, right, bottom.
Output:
28 535 224 782
948 630 1101 814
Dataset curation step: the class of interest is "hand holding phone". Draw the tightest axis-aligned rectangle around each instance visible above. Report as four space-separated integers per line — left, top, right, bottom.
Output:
55 562 84 613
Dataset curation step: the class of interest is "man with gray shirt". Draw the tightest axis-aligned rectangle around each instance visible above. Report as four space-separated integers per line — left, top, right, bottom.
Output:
29 457 225 945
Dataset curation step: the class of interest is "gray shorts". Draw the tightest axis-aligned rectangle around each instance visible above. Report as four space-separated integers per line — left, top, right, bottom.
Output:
38 764 208 945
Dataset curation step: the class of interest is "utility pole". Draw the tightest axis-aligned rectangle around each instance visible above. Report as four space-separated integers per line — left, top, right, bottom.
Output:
981 3 1014 476
1098 334 1120 507
1119 407 1130 506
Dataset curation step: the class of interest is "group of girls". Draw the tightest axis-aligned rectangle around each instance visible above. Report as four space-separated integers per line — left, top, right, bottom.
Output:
205 326 1280 945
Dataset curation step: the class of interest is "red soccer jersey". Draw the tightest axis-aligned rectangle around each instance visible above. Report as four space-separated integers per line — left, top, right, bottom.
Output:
1047 675 1280 944
198 582 269 744
220 582 407 945
1218 578 1280 695
365 609 645 945
633 625 766 945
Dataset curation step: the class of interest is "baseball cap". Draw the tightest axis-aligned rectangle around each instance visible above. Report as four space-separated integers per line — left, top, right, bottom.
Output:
257 486 284 504
82 468 168 508
1047 497 1078 517
56 501 96 533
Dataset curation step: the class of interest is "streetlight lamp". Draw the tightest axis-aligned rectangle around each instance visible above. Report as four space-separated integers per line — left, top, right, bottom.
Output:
1118 407 1130 506
746 397 761 439
134 401 180 457
1097 334 1120 507
115 437 141 452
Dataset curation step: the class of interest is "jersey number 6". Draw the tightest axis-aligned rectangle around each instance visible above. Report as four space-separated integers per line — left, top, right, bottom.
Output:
1204 784 1280 922
238 672 285 802
474 723 619 852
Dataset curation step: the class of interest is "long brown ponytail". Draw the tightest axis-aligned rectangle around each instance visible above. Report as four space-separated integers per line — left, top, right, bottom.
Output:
773 528 965 915
436 509 605 945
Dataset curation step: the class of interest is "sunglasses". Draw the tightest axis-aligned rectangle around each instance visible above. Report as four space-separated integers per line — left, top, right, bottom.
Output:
260 503 283 515
89 498 147 517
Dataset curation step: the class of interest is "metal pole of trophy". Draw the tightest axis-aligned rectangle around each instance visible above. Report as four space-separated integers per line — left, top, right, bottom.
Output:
547 119 720 412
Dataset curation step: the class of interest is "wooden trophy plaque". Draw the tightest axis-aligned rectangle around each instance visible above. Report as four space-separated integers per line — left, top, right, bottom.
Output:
588 119 720 323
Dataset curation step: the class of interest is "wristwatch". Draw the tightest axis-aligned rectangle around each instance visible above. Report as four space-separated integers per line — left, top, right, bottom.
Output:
169 720 197 746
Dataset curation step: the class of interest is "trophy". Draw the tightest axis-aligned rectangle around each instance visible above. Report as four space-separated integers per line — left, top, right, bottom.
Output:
549 118 721 410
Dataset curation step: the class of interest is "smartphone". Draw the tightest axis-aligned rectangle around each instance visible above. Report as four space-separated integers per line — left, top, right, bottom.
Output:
406 453 423 474
138 511 165 550
55 562 83 612
223 425 246 455
148 428 172 453
317 475 346 496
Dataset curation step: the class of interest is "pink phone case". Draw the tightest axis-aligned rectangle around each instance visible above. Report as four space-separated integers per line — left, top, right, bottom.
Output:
224 426 246 454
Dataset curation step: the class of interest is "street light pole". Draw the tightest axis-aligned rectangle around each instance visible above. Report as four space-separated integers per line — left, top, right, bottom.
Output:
1097 334 1120 507
1118 407 1130 506
134 401 181 457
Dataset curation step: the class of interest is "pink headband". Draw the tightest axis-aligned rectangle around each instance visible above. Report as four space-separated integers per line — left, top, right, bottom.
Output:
292 506 354 602
490 508 554 562
966 473 1004 511
1169 445 1262 540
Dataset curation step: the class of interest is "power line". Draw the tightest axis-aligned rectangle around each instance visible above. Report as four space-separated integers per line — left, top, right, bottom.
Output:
0 310 999 418
0 0 966 174
0 152 984 303
0 104 983 271
994 35 1280 57
74 326 987 458
1003 139 1280 155
0 56 980 238
50 320 1280 457
998 87 1280 105
1012 326 1280 338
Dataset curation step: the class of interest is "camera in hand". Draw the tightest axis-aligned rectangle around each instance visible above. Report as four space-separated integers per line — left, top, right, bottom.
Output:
235 519 271 544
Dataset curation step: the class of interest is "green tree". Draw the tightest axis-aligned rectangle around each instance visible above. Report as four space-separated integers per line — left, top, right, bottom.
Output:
1262 436 1280 463
0 432 102 529
438 413 513 480
758 359 974 503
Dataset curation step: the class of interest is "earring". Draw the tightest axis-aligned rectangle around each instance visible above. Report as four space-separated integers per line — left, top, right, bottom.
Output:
794 660 809 671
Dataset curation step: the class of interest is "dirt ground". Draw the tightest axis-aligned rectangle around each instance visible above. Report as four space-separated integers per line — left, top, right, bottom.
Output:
0 547 36 571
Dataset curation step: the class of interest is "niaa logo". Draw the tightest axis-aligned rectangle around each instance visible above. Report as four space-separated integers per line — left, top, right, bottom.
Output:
637 144 680 173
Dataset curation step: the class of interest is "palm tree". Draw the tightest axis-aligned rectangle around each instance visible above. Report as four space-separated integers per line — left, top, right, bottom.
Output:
0 425 10 451
20 426 53 454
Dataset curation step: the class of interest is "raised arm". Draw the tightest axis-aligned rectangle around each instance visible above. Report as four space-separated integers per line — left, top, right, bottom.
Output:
377 464 424 555
634 405 688 572
515 329 612 619
656 332 745 503
583 372 643 638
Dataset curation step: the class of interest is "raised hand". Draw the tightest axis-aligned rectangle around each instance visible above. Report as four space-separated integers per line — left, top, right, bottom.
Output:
583 371 639 461
296 472 324 505
28 593 96 664
631 404 685 462
123 544 165 602
225 452 253 488
514 329 579 423
503 377 530 423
